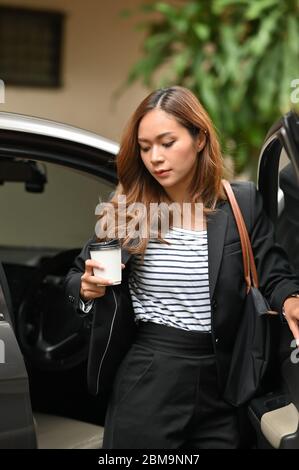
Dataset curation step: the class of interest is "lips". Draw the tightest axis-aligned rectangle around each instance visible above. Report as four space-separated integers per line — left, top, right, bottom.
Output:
154 169 171 176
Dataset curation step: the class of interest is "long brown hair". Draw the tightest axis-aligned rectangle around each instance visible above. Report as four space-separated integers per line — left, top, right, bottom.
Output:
97 86 226 258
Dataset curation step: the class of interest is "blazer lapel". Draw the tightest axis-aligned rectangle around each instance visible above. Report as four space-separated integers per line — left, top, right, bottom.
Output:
207 202 228 300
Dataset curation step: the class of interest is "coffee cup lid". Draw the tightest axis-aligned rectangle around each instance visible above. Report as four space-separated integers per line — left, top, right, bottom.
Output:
89 239 120 251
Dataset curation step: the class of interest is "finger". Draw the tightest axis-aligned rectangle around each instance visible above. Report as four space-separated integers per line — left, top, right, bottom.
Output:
288 320 299 346
121 264 126 269
85 259 105 273
81 272 113 286
88 276 114 286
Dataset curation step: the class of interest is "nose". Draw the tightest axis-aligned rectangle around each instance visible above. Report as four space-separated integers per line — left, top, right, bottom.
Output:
150 145 164 165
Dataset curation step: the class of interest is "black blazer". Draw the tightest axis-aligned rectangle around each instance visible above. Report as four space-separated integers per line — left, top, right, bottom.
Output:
65 181 299 401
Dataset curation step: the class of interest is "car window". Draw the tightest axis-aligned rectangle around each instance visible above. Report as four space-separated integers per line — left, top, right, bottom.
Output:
0 160 114 261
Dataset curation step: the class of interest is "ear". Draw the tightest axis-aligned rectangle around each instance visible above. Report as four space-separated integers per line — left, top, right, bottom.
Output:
197 133 206 153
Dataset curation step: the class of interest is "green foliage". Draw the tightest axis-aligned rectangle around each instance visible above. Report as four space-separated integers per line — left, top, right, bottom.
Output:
120 0 299 176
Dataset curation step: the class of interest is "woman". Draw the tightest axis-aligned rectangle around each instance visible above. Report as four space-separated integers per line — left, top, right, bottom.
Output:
65 86 299 449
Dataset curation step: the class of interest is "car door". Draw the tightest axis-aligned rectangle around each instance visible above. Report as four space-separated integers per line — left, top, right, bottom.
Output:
0 261 37 448
249 110 299 449
0 111 118 448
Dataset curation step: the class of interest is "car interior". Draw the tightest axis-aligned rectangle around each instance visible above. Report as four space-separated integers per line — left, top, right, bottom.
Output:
0 159 115 448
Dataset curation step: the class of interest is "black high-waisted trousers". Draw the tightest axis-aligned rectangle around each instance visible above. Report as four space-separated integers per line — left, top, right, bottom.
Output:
102 321 240 449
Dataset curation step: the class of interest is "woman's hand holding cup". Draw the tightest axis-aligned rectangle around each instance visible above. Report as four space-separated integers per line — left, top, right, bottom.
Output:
80 259 125 301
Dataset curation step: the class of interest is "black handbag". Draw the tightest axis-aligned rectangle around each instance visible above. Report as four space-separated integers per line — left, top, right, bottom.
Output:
222 179 278 407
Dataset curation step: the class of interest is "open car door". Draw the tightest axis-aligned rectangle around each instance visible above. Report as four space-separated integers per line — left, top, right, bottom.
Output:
249 111 299 449
0 261 36 448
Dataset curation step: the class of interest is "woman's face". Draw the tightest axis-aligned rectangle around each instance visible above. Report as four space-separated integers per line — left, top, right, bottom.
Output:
138 108 203 202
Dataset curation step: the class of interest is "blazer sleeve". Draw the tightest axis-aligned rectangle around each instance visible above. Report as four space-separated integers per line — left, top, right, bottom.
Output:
64 236 97 317
65 191 116 315
249 181 299 315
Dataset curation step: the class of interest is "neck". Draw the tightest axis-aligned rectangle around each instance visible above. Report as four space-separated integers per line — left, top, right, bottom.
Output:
164 190 192 205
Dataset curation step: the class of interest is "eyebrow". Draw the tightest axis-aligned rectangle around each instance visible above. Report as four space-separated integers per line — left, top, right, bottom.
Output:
138 132 174 142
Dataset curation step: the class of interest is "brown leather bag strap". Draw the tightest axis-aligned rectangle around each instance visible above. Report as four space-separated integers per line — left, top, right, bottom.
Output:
222 179 259 290
241 214 259 288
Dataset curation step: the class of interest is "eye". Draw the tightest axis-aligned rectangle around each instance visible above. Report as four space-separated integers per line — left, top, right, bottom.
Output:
162 141 174 148
140 146 150 153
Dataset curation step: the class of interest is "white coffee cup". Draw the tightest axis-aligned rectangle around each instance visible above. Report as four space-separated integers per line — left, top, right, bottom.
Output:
89 239 121 285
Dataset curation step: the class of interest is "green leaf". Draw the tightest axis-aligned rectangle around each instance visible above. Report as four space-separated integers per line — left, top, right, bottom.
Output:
255 43 281 117
183 2 202 18
193 23 210 41
245 0 279 20
246 10 281 58
287 16 299 58
172 49 191 76
279 26 299 112
213 0 248 15
172 18 189 34
144 32 173 52
154 2 177 18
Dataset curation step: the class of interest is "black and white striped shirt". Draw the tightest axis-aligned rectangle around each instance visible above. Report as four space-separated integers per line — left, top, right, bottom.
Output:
128 226 211 332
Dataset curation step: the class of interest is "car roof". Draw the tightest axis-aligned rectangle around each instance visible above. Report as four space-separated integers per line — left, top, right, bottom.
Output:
0 111 119 155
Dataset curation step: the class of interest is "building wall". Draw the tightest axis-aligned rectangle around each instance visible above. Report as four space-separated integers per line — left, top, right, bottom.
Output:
0 0 148 141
